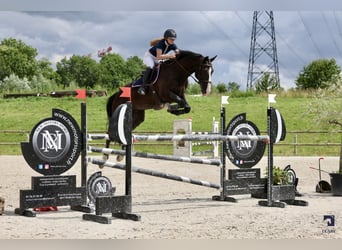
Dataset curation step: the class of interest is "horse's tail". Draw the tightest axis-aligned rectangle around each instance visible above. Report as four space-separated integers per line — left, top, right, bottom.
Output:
106 83 132 119
106 91 120 119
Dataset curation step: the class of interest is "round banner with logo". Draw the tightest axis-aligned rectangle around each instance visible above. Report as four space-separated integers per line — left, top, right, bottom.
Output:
225 113 266 168
21 108 82 175
87 171 114 205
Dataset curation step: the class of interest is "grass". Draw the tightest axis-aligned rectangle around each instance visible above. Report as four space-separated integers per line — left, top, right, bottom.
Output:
0 93 341 156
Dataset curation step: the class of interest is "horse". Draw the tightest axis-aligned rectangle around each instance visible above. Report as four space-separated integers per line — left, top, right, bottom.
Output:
104 50 216 161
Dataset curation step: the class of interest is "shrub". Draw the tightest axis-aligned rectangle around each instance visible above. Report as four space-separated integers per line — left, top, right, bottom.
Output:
0 74 31 93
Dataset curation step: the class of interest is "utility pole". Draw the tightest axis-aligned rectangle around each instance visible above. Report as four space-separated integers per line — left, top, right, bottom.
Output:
247 11 280 90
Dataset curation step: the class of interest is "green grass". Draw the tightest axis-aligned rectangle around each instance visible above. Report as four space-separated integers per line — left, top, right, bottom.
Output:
0 94 341 156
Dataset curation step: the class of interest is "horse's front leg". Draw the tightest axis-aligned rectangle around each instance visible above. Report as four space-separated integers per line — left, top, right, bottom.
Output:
167 92 191 115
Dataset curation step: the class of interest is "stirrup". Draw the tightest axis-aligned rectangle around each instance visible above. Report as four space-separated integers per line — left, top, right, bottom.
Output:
137 87 146 95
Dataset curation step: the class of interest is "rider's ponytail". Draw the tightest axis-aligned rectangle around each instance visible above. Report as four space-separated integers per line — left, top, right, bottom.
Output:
150 37 163 47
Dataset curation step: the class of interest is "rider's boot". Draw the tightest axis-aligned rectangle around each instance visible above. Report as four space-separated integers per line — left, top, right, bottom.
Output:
138 68 152 95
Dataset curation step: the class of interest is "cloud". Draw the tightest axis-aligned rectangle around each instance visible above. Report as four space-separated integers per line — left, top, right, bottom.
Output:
1 11 342 90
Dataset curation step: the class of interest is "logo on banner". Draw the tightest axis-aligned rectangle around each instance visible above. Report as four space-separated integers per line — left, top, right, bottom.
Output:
87 172 114 204
32 120 71 162
21 109 82 176
225 113 266 168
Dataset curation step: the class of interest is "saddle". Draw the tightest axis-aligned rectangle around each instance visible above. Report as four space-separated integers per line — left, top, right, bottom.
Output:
132 67 160 88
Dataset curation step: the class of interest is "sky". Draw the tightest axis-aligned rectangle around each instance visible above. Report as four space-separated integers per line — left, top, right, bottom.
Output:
1 1 342 90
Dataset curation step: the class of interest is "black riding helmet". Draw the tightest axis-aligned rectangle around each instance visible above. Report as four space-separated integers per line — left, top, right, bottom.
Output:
164 29 177 39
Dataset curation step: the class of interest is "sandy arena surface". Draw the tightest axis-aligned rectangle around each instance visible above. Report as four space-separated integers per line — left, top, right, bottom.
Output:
0 155 341 239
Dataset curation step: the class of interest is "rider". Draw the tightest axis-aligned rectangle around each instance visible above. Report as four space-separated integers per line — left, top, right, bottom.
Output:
138 29 180 95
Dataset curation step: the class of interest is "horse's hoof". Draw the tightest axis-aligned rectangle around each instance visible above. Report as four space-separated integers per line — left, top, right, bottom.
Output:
116 155 124 162
100 154 108 169
102 154 109 161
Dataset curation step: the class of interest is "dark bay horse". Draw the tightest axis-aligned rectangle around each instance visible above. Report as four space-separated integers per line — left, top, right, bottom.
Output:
104 50 216 161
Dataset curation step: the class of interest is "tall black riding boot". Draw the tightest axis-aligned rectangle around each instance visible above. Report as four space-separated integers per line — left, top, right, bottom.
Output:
138 68 152 95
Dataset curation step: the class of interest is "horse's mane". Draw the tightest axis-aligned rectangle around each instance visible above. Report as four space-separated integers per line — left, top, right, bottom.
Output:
176 50 202 60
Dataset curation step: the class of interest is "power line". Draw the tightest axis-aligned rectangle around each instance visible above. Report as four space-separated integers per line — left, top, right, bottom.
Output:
200 12 249 58
321 12 342 57
234 11 251 31
298 12 323 58
333 11 342 37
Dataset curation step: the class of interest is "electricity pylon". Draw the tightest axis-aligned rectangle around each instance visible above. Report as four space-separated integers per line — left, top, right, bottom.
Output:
247 11 280 90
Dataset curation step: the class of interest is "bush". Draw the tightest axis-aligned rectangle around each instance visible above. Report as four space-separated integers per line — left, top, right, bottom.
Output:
186 83 201 95
29 74 56 93
216 83 227 93
230 89 256 98
295 58 341 89
0 74 31 93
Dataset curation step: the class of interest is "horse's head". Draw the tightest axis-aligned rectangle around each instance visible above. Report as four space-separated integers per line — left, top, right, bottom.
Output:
195 55 217 96
174 50 217 95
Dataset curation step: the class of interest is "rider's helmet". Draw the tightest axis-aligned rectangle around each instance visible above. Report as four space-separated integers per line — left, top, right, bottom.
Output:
164 29 177 39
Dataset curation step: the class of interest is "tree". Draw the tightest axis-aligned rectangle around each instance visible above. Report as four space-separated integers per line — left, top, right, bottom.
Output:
125 56 145 82
37 58 57 81
98 53 127 89
56 55 99 88
307 82 342 173
227 81 240 92
216 82 227 93
255 73 280 93
0 38 38 81
98 54 145 89
295 58 341 89
56 57 73 88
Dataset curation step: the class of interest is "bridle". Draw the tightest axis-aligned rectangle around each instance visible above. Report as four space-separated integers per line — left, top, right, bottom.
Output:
174 57 212 84
195 61 213 85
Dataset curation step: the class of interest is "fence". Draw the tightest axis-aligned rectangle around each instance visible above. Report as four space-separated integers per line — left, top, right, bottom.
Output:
0 130 341 156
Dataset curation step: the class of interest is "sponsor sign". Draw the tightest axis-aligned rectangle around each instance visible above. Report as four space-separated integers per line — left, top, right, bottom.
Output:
21 109 81 175
225 113 266 168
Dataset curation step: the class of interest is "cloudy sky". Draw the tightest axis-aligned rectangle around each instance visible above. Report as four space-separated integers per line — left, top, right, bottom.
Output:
1 1 342 90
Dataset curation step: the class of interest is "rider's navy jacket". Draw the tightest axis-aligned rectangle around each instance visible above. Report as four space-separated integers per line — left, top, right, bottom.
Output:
149 39 178 57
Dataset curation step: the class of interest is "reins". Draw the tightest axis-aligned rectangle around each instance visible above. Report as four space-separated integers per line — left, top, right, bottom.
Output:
174 58 200 83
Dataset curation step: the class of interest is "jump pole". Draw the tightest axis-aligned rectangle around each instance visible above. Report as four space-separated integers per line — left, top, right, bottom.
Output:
88 133 269 142
88 146 221 166
88 157 220 190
